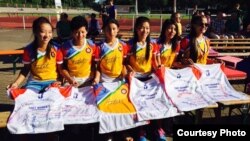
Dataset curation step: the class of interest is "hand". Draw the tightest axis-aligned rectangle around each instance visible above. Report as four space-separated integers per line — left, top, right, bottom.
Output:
6 82 18 90
125 137 134 141
69 79 78 87
92 78 100 85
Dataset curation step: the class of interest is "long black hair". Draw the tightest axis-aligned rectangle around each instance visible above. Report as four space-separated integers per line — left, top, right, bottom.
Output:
158 19 180 52
132 16 151 61
31 16 53 59
189 15 207 63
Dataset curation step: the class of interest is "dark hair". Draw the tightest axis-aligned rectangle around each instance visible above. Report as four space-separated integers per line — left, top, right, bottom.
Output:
158 19 179 52
170 12 179 21
32 16 53 59
70 16 88 31
132 16 151 61
103 18 119 30
91 13 96 18
60 12 68 19
189 15 208 62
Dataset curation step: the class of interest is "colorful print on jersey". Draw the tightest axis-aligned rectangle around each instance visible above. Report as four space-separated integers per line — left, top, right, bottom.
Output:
128 39 158 74
22 43 63 81
97 39 127 78
180 36 210 64
159 43 180 68
94 81 136 113
61 39 96 78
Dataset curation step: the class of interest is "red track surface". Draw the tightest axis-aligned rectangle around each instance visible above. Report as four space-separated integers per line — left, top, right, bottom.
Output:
0 16 189 32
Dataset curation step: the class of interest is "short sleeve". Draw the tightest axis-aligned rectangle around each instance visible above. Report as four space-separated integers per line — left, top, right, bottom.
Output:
175 43 181 54
152 43 159 54
122 42 129 58
94 46 100 61
180 38 189 52
22 49 31 64
56 49 63 64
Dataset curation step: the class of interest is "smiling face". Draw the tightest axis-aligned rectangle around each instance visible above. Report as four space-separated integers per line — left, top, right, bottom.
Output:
194 17 208 35
136 21 150 41
72 26 87 44
104 23 119 40
37 23 53 45
165 24 177 41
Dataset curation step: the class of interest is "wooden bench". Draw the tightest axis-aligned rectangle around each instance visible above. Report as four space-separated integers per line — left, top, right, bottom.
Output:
0 111 11 128
0 50 24 74
210 38 250 57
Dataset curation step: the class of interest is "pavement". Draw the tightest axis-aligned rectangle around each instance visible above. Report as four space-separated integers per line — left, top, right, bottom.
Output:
0 29 31 105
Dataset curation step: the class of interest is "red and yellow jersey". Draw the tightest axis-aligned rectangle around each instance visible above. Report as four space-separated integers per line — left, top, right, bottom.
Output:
22 43 63 81
127 39 158 74
95 39 128 78
158 42 180 68
61 39 97 78
180 36 210 64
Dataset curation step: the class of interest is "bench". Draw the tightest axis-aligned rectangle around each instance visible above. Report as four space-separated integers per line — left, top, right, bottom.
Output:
210 38 250 57
0 50 24 74
0 111 11 128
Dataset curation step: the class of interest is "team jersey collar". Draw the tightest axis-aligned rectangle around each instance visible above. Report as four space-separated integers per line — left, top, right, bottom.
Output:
136 41 147 49
104 38 119 50
71 38 87 51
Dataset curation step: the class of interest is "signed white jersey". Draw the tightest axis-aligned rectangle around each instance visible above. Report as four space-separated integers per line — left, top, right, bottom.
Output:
129 74 180 121
62 86 99 124
7 87 70 134
194 63 249 102
161 67 215 111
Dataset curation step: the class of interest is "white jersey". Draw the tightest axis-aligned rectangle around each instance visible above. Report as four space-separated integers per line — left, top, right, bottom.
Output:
7 87 70 134
62 86 99 124
194 63 249 102
95 81 147 134
129 74 180 121
161 67 215 111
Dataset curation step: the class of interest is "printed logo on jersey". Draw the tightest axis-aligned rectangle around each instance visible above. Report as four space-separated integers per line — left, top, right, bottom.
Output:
121 88 127 94
86 47 91 53
144 84 148 89
177 73 181 79
206 70 210 76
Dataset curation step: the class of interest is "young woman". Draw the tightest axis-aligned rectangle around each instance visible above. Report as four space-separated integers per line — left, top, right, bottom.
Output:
59 15 97 87
126 16 161 141
7 17 63 92
178 15 210 65
157 19 181 68
126 16 159 79
94 18 128 84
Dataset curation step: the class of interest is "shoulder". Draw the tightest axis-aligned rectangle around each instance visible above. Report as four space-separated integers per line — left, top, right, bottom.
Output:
61 40 72 50
150 38 157 44
118 39 127 46
87 39 96 47
24 43 33 51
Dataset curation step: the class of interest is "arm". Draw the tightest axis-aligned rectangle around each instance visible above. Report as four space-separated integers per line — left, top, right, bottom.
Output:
57 62 78 87
7 64 30 89
114 8 118 19
93 61 101 84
